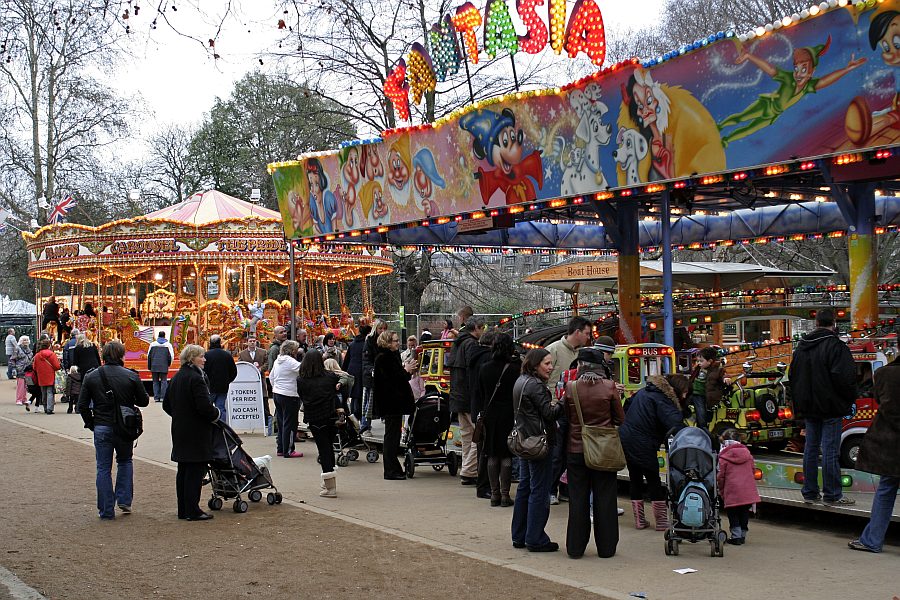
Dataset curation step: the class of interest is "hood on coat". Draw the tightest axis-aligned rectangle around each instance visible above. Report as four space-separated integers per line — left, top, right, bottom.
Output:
645 375 680 406
719 442 753 465
797 327 840 350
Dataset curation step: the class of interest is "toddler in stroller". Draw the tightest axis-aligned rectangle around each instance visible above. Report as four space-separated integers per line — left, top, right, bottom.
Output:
206 421 281 513
664 426 727 557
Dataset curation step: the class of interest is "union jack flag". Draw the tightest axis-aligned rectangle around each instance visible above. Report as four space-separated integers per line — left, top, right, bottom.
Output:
48 195 76 224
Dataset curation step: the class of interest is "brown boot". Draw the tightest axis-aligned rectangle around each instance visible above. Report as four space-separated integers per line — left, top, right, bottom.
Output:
651 500 669 531
631 500 648 529
499 458 513 507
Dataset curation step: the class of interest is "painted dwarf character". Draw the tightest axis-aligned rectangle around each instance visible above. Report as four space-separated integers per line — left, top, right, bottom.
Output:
412 148 446 217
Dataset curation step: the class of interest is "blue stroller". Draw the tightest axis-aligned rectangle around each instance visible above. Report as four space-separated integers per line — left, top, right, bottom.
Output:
664 427 726 557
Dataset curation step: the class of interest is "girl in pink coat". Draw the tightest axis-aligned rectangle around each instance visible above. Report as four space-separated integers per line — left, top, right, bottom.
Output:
717 429 761 545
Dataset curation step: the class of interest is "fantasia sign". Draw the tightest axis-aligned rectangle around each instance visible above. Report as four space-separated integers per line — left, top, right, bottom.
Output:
271 1 900 241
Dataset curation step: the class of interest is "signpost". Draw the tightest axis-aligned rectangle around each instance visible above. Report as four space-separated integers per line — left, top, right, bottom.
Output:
226 361 266 434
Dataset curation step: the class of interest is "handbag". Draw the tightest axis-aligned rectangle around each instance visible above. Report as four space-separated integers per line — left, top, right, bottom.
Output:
569 380 626 472
99 366 144 441
506 378 549 460
473 363 509 445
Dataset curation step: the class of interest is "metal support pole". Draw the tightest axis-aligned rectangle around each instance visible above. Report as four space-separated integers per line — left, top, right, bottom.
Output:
398 264 408 349
459 33 475 103
661 190 675 349
847 183 878 330
288 240 297 341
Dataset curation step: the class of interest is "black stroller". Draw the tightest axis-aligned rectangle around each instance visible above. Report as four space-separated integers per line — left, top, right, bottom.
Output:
206 421 282 513
403 390 458 478
664 427 726 557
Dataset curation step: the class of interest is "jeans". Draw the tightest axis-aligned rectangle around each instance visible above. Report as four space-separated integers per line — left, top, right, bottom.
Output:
274 394 300 456
210 392 228 423
151 372 168 402
7 363 14 380
360 387 373 429
689 394 708 429
511 454 554 548
93 425 134 519
309 421 337 473
726 505 751 540
802 417 843 501
858 475 899 551
41 385 55 413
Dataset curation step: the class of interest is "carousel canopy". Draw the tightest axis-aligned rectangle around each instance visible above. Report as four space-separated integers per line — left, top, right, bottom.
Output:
146 190 281 226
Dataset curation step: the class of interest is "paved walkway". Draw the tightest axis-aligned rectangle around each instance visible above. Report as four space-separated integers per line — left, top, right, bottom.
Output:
1 380 896 600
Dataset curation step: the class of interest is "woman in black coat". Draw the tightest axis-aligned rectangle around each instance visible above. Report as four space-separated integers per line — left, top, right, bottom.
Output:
341 324 371 419
619 374 688 531
297 350 342 497
373 330 416 480
72 335 101 375
163 344 221 521
477 333 520 507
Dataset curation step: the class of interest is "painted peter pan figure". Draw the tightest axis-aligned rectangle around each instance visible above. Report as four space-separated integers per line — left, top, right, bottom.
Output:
719 36 866 147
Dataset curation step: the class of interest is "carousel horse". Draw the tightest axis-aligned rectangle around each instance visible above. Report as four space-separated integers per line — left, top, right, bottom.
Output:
114 314 155 355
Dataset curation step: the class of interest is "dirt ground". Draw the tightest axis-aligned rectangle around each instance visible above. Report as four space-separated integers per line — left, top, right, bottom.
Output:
0 418 605 600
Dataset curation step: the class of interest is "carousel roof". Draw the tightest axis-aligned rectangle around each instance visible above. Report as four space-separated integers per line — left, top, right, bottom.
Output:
145 190 281 225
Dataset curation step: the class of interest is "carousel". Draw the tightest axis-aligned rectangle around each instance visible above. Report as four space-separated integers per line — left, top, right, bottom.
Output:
23 190 393 367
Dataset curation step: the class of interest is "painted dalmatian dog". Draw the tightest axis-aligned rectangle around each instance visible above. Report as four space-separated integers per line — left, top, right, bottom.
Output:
560 83 612 195
613 127 648 186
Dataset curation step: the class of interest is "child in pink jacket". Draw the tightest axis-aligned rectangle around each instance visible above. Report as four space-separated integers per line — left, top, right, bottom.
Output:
717 429 761 545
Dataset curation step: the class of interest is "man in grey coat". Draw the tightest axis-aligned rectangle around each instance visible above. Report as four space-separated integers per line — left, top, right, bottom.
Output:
147 331 175 402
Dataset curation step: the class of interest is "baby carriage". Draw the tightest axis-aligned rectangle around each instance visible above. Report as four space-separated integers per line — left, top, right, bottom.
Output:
402 390 458 478
664 427 726 557
206 421 282 513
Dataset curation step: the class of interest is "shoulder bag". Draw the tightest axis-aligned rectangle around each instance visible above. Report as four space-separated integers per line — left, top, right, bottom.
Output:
506 377 549 460
570 380 626 472
99 366 143 441
473 363 509 445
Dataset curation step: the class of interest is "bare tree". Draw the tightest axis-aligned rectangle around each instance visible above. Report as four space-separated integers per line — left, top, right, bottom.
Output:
146 123 200 203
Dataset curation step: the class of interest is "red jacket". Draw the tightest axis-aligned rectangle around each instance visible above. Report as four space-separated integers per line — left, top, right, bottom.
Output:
716 442 761 508
33 349 61 387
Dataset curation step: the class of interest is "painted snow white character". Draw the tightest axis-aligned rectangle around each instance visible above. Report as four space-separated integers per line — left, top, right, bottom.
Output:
459 107 543 205
623 70 674 181
845 7 900 146
306 158 340 235
718 36 866 147
412 148 446 217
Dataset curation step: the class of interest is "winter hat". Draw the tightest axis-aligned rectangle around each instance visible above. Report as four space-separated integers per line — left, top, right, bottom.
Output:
388 135 411 172
577 347 606 364
460 108 515 166
412 149 446 188
595 336 616 354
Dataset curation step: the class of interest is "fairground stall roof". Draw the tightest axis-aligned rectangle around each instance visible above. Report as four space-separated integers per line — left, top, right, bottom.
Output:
269 0 900 247
23 190 393 285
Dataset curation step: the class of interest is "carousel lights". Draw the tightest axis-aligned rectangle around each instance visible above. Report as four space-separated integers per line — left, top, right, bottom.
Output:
428 15 462 82
452 2 482 64
408 42 437 104
384 59 410 122
517 0 548 53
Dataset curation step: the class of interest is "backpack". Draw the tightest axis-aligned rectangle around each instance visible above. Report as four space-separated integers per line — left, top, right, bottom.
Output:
677 481 711 528
99 367 143 441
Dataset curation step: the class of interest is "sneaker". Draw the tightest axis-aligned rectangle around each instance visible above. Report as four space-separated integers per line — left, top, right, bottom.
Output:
726 537 745 545
848 539 879 553
802 494 822 504
549 494 559 505
24 402 30 412
824 496 856 506
118 505 132 514
617 507 625 516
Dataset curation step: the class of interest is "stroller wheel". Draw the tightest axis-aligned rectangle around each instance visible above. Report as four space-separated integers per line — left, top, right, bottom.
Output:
404 452 416 479
249 490 262 503
233 499 249 513
366 450 379 463
432 464 444 471
348 449 359 461
266 493 277 505
274 492 283 504
208 497 223 511
336 454 350 468
665 539 679 556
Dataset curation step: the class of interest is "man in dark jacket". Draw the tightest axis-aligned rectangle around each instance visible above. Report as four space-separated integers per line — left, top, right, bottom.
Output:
790 308 857 506
342 324 371 419
77 340 150 520
468 330 496 499
448 316 485 485
204 335 237 423
147 331 174 402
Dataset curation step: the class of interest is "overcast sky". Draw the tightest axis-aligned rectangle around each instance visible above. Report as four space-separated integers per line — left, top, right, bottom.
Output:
113 0 665 128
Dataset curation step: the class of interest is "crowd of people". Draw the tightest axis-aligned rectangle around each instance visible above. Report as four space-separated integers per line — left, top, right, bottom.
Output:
4 305 896 557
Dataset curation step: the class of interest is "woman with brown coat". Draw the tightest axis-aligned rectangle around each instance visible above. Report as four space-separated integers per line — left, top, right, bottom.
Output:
848 360 900 553
564 347 624 559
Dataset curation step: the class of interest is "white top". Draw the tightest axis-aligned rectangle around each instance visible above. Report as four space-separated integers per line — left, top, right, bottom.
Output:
269 354 301 397
149 339 175 361
5 334 16 356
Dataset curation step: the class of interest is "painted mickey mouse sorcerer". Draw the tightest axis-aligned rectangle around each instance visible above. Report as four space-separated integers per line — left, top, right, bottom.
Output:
460 108 543 205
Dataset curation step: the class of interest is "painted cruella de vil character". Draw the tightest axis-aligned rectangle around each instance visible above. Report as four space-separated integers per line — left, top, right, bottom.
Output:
412 148 446 217
306 158 341 235
623 70 674 181
459 107 544 205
